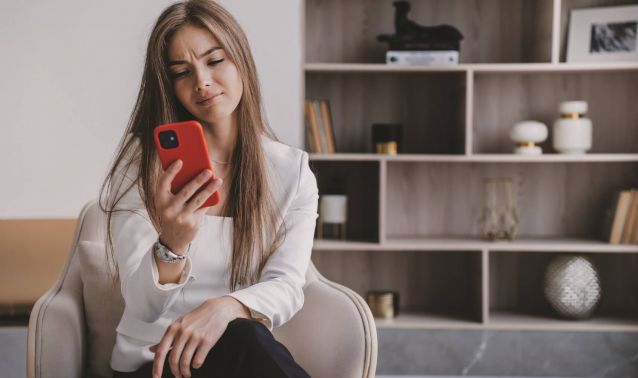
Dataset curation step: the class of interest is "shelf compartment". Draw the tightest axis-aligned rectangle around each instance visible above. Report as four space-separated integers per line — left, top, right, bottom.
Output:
311 250 483 324
385 161 638 239
306 72 466 154
473 71 638 154
559 0 638 63
489 251 638 330
305 0 554 64
310 160 380 243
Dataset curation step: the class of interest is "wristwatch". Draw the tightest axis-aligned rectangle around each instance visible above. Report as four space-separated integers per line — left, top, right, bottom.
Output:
153 238 190 264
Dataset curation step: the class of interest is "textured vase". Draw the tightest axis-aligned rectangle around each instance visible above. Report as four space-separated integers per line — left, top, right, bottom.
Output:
544 255 601 319
478 178 518 241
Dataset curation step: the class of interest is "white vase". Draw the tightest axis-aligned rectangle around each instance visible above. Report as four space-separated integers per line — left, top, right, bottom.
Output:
319 195 347 223
553 101 592 154
318 194 348 240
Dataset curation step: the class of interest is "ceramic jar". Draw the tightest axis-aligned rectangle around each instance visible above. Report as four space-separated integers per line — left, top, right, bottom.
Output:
553 101 592 154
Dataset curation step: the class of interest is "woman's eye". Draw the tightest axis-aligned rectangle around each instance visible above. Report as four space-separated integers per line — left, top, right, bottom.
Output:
172 71 189 79
170 59 223 79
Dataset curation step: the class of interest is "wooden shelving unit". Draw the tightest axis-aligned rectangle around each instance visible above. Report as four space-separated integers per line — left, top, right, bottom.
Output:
305 0 638 332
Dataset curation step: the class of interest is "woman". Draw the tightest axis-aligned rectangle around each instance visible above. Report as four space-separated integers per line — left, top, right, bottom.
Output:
99 1 317 377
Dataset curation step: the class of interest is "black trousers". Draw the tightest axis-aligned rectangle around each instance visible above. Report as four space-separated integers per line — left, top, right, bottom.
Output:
113 318 310 378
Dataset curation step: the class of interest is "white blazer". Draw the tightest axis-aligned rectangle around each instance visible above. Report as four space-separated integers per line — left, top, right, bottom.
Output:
108 135 319 372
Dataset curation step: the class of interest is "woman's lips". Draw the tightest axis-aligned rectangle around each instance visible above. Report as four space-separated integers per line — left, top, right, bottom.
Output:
197 93 222 106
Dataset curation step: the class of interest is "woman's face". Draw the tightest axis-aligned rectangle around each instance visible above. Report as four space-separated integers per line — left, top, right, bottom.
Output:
167 24 243 126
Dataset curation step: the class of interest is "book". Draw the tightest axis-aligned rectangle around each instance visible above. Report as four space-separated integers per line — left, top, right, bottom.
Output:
622 190 638 244
314 101 330 153
601 190 621 241
319 100 336 153
610 190 633 244
304 100 322 153
304 99 337 154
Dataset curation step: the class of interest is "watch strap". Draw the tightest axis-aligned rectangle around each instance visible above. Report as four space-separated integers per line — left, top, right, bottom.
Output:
153 238 190 264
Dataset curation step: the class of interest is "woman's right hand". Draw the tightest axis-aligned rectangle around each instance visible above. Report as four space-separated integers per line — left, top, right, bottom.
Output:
154 159 222 254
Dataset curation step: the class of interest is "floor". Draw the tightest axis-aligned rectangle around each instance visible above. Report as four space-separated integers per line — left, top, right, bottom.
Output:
0 326 27 378
0 325 619 378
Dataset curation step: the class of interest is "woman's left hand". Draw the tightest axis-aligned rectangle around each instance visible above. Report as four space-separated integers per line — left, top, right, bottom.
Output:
150 296 251 378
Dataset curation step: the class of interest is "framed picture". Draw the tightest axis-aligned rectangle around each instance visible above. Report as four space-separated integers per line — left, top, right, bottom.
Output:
567 5 638 63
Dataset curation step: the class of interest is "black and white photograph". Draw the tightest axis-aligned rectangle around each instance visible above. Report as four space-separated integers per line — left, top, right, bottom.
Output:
590 21 637 54
567 5 638 62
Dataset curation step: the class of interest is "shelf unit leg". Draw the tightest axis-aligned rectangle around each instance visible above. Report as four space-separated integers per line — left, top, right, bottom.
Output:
379 160 387 245
482 249 490 325
465 69 475 155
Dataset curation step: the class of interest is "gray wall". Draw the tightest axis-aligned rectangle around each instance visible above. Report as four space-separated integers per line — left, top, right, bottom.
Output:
0 0 302 218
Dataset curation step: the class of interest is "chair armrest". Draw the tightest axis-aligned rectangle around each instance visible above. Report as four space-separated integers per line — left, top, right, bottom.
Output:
274 265 378 378
28 287 86 378
27 202 94 378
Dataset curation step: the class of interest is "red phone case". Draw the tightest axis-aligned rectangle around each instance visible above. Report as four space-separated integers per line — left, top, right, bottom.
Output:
153 120 220 208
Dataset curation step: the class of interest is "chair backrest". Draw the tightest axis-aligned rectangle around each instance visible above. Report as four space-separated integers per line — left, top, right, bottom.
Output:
28 201 377 378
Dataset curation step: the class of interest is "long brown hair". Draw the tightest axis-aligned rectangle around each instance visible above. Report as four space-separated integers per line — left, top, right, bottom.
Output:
99 0 284 290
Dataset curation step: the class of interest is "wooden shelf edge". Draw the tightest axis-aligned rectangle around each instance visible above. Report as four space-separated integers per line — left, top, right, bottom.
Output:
374 311 482 330
308 153 638 163
313 240 383 250
488 311 638 332
373 311 638 332
313 237 638 253
305 62 638 73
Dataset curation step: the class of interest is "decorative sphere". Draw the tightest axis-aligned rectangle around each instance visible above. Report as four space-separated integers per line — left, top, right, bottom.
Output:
544 255 601 319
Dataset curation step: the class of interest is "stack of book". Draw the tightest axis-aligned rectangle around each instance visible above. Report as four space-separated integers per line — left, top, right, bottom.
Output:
604 189 638 244
304 99 336 153
386 50 459 66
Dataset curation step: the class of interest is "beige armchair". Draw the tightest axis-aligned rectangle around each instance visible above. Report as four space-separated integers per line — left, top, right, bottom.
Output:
27 201 377 378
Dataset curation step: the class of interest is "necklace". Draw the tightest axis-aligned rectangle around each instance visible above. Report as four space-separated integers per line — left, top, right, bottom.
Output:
211 158 230 165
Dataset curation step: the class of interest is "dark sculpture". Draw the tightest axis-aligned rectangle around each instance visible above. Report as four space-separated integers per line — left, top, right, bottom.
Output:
377 0 464 51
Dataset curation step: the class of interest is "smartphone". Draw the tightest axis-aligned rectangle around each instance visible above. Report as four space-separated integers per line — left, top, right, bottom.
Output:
153 120 220 208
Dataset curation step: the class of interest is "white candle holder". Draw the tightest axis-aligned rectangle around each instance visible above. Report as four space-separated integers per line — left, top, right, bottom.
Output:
510 120 548 155
317 194 348 240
